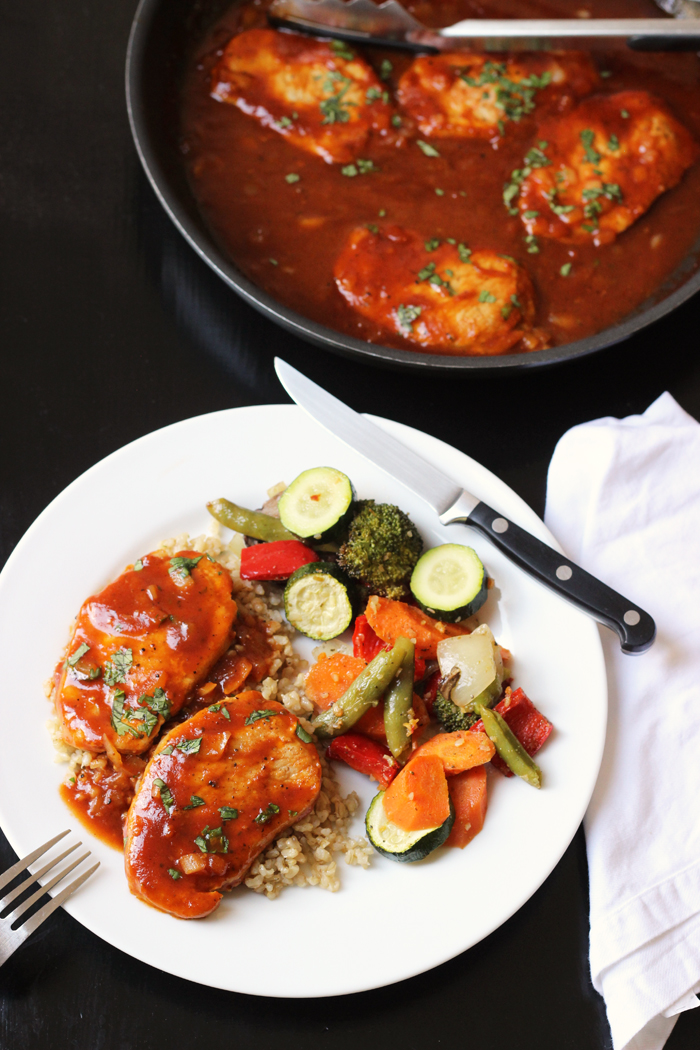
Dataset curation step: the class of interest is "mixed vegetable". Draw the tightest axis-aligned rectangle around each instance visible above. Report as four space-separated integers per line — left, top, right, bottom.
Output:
208 466 553 864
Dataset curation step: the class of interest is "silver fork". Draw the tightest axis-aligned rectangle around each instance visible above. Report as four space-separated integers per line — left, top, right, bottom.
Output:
0 830 99 966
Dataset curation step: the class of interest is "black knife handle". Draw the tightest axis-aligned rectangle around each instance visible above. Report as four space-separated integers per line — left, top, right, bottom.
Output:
445 499 656 654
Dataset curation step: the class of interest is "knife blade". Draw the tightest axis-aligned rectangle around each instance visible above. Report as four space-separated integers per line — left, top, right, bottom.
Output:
274 358 656 654
268 0 700 52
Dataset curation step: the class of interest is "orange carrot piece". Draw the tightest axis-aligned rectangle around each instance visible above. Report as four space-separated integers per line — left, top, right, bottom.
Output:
446 767 488 848
354 700 388 743
411 731 495 775
364 595 471 660
304 652 366 710
383 754 450 831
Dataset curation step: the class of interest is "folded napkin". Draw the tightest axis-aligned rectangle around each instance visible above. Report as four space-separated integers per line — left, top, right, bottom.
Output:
545 392 700 1050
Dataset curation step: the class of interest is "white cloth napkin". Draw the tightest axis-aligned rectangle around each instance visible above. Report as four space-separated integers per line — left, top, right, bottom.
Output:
544 392 700 1050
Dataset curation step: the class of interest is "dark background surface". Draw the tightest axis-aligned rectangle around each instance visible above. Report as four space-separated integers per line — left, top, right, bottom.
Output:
2 2 700 1048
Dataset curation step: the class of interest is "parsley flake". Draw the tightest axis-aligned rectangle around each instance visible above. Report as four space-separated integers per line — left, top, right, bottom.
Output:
133 559 143 571
169 555 203 580
285 173 300 184
296 724 313 743
607 133 620 151
194 825 229 854
183 795 205 810
457 243 472 263
501 304 512 320
380 59 393 81
177 737 203 754
245 709 281 726
560 262 572 276
479 290 497 303
111 689 140 738
366 223 379 234
435 188 445 196
254 803 281 825
154 778 175 815
278 116 293 129
67 643 90 667
621 109 630 118
167 868 182 880
330 38 355 61
219 806 239 821
104 647 133 686
417 140 440 157
425 238 440 252
391 114 402 127
396 304 422 332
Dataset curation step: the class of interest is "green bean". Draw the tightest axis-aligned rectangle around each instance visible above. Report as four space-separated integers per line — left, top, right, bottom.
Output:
383 638 415 761
312 637 412 739
476 704 542 789
207 498 297 542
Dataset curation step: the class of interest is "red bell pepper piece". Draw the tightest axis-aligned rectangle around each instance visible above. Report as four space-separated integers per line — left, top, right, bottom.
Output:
239 540 319 581
471 687 553 777
422 670 440 715
326 733 399 789
353 613 427 680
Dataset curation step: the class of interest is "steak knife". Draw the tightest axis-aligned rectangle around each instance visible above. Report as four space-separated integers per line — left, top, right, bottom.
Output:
274 358 656 654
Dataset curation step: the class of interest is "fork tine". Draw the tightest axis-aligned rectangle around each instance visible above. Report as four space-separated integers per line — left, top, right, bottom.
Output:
1 842 81 910
18 862 100 939
6 852 92 925
0 830 70 894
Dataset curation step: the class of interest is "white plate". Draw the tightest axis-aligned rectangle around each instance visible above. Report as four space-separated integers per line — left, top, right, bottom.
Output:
0 405 606 997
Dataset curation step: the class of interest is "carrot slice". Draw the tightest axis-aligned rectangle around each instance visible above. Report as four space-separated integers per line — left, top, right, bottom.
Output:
411 731 495 774
304 652 366 710
383 754 450 831
365 595 471 660
446 767 488 848
354 700 388 743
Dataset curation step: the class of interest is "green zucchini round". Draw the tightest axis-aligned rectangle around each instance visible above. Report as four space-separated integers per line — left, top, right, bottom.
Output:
283 562 354 641
365 792 455 863
410 544 488 622
278 467 355 540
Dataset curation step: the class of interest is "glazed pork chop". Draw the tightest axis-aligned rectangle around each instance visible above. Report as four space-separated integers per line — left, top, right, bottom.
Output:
210 28 395 164
518 90 698 246
334 225 548 355
55 551 237 754
124 692 323 918
397 52 599 141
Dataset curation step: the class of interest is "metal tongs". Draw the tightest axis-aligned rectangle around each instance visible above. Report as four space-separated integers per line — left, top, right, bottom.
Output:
268 0 700 52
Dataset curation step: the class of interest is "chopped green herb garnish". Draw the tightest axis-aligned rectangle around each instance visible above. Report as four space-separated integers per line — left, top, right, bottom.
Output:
296 724 313 743
621 109 630 119
357 158 377 174
417 140 440 157
194 825 229 854
219 806 239 821
289 810 298 817
133 559 143 571
330 38 355 61
560 262 572 276
138 687 170 719
104 647 133 686
458 61 551 126
365 86 383 103
501 304 512 320
425 238 440 252
269 258 278 266
435 188 445 196
511 294 522 308
154 778 175 815
278 116 293 128
446 237 456 245
67 643 90 667
396 304 422 332
167 868 182 880
457 243 472 263
341 164 358 177
88 666 101 680
177 737 202 754
601 70 613 78
525 233 539 254
254 803 281 825
183 795 205 810
380 59 393 81
580 128 601 165
320 72 356 124
391 114 402 127
285 173 300 184
378 208 386 217
479 290 497 303
169 555 203 580
111 689 140 738
160 744 174 756
366 223 379 234
607 133 620 151
523 210 539 219
245 709 282 726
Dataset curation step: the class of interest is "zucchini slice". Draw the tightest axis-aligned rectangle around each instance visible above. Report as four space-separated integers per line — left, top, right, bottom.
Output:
410 544 488 622
284 562 353 641
365 791 454 863
278 467 354 540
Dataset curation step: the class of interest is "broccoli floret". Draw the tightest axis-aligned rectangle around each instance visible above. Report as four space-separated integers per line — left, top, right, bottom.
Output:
337 500 423 600
433 689 480 732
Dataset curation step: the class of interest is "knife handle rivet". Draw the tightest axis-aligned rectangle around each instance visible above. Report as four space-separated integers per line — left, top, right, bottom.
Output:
624 610 641 626
492 517 509 533
556 565 573 581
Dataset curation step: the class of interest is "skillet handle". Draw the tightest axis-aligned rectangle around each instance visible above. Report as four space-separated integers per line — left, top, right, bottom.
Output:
440 492 656 655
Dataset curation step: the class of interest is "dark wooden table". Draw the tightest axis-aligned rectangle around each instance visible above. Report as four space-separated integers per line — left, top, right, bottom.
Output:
2 2 700 1047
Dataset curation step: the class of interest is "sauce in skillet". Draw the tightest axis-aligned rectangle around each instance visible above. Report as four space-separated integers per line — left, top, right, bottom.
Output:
179 0 700 354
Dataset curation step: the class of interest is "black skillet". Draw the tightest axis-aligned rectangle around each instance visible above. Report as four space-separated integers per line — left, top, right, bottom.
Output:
125 0 700 373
